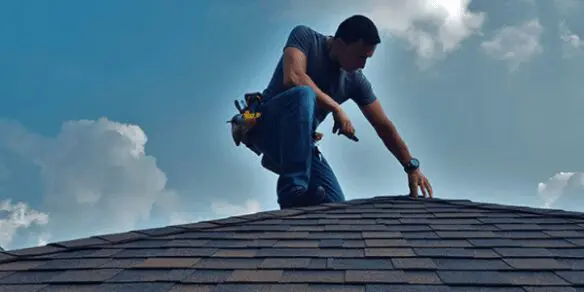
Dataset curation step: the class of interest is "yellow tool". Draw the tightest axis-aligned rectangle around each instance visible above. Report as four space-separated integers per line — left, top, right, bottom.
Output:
227 92 327 155
227 92 264 155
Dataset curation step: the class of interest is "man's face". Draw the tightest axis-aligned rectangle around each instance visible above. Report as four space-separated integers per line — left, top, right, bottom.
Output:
338 40 376 72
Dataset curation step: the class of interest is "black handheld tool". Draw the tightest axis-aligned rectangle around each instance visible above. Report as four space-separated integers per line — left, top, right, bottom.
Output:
333 121 359 142
346 134 359 142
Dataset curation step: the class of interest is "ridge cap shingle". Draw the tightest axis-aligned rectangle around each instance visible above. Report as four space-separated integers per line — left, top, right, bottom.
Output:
1 194 583 265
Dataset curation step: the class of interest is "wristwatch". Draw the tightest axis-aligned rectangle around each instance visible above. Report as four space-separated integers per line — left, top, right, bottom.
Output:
404 158 420 173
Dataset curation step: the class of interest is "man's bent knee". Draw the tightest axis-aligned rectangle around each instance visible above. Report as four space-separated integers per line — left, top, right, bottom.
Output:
287 85 316 110
290 85 315 96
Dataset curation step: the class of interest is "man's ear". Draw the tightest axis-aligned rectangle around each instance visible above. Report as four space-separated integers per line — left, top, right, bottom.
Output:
341 40 350 50
333 38 346 49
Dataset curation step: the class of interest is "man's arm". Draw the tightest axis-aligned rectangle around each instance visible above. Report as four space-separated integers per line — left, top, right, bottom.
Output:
283 48 339 113
281 26 340 113
353 74 433 198
360 100 413 167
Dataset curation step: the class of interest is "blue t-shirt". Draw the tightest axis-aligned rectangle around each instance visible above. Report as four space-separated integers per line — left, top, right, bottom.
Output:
262 25 377 127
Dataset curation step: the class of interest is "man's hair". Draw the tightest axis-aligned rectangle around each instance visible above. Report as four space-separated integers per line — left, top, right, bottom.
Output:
334 15 380 45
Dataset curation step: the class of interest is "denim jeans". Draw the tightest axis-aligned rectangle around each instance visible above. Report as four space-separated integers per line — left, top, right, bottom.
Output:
248 86 346 209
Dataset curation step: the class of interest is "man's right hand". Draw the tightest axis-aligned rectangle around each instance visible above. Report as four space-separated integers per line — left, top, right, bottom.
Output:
407 169 433 199
332 106 356 139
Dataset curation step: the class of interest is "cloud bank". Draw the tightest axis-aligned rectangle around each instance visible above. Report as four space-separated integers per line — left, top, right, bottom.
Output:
367 0 485 64
0 117 177 247
0 118 262 249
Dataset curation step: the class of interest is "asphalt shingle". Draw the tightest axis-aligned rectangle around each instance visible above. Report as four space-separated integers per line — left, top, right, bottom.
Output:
0 195 583 291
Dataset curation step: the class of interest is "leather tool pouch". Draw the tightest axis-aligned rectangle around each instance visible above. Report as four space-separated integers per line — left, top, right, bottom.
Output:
228 92 325 172
228 92 264 156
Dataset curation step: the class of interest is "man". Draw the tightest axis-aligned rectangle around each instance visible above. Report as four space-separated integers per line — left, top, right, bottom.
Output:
247 15 433 209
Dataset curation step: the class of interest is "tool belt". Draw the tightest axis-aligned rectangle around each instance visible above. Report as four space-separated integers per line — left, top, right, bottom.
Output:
227 91 325 161
227 92 264 156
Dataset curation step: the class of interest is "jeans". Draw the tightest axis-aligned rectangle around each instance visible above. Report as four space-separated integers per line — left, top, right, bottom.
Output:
248 86 346 209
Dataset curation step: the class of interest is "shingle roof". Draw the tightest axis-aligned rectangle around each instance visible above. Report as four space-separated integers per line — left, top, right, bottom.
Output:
1 195 583 291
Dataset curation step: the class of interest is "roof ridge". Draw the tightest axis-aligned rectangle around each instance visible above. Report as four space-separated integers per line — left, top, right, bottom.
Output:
431 197 584 219
1 194 582 265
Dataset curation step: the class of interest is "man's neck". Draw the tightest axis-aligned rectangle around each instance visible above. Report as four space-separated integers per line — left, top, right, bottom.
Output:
326 36 341 70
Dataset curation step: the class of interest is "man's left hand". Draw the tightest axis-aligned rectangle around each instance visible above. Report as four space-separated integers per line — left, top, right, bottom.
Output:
408 169 433 199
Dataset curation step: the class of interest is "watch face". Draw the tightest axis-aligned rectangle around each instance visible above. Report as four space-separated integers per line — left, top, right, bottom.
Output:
411 159 419 168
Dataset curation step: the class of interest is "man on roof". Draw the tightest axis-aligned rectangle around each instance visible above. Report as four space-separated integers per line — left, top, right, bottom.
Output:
246 15 433 209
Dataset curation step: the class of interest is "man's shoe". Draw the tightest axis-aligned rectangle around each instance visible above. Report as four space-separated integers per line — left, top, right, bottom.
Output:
278 186 305 209
279 185 328 209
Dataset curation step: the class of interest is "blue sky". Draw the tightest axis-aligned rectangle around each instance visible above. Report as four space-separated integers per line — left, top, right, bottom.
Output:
1 0 583 250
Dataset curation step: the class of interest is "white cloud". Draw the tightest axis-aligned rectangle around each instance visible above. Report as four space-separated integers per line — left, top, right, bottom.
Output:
211 199 262 218
168 199 262 226
168 212 207 226
36 233 51 247
0 117 180 245
280 0 485 67
538 172 584 208
0 199 49 249
481 19 543 71
559 21 584 58
366 0 485 64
